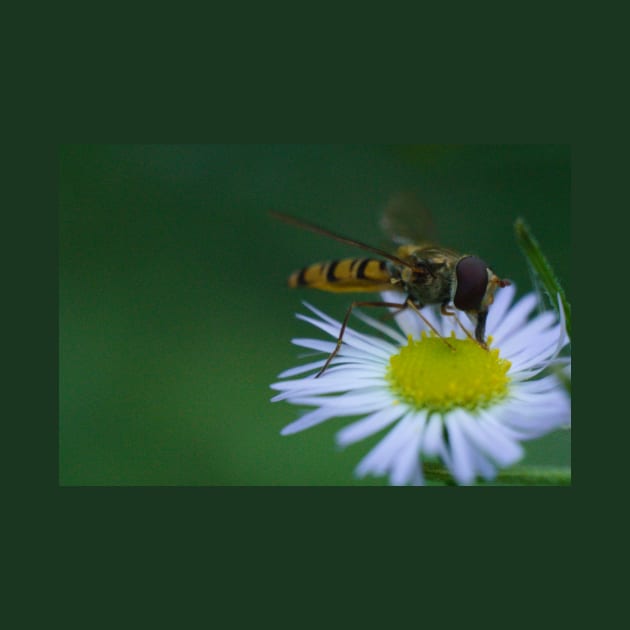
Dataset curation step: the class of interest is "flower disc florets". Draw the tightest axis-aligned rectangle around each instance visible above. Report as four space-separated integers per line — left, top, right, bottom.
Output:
387 333 511 413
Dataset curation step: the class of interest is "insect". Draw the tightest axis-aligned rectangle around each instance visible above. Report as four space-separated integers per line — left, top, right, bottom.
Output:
271 194 510 377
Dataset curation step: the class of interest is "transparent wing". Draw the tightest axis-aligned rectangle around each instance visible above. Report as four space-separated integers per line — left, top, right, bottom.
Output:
379 191 438 247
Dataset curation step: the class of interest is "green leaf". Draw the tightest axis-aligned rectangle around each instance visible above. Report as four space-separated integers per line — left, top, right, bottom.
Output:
514 218 571 340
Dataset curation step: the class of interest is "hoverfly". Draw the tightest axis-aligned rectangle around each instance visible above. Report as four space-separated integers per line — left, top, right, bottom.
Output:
272 193 510 377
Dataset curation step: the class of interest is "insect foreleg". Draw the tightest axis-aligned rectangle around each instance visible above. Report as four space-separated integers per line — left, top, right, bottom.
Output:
440 304 486 349
316 301 407 378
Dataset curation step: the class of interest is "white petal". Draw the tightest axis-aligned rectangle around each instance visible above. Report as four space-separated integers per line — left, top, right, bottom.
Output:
444 411 477 485
270 378 383 401
507 386 568 405
300 303 400 353
438 310 460 337
508 333 567 375
301 301 343 326
499 312 558 358
396 310 424 338
469 447 498 481
498 395 570 438
485 283 516 333
380 290 409 310
355 412 422 477
298 368 384 382
509 367 552 381
291 338 336 353
302 299 401 353
280 407 338 435
491 293 538 345
508 334 564 372
352 309 407 344
461 410 524 467
390 423 424 486
380 290 423 337
509 373 564 394
277 359 327 378
422 414 444 456
336 404 406 447
482 413 534 447
418 305 445 334
287 390 392 410
321 365 386 378
270 381 384 402
335 346 390 364
296 314 395 358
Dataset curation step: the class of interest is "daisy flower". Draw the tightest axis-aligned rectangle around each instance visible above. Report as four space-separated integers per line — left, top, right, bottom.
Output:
270 285 571 485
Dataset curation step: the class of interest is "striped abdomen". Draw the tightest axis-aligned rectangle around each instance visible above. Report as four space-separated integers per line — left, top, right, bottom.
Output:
288 258 393 293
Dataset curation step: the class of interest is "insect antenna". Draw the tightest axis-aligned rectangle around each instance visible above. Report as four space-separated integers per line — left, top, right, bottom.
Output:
270 211 420 272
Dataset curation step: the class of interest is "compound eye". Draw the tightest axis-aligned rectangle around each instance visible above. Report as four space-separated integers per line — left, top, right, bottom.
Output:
454 256 489 311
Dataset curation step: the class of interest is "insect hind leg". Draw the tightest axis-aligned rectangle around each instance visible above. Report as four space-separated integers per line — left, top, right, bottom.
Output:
316 300 407 378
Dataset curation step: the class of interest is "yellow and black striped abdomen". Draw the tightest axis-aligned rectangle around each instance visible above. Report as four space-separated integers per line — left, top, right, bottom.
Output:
288 258 393 293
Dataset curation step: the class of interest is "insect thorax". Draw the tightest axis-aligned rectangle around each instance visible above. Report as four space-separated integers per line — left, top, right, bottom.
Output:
398 254 455 307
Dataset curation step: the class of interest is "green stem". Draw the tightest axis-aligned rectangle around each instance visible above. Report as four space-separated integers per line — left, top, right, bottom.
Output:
424 463 571 486
514 218 571 340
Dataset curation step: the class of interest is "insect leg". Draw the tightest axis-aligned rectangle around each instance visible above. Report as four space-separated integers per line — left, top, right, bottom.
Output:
379 302 408 322
316 301 407 378
440 304 487 350
407 300 455 351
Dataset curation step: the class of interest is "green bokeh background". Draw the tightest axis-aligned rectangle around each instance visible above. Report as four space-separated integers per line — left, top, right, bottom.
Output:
60 145 571 485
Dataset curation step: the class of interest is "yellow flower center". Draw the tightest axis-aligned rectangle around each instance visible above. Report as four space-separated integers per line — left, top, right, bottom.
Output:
387 333 511 413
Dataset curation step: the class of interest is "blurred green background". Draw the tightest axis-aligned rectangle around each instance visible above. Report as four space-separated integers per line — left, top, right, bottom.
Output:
59 145 571 485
